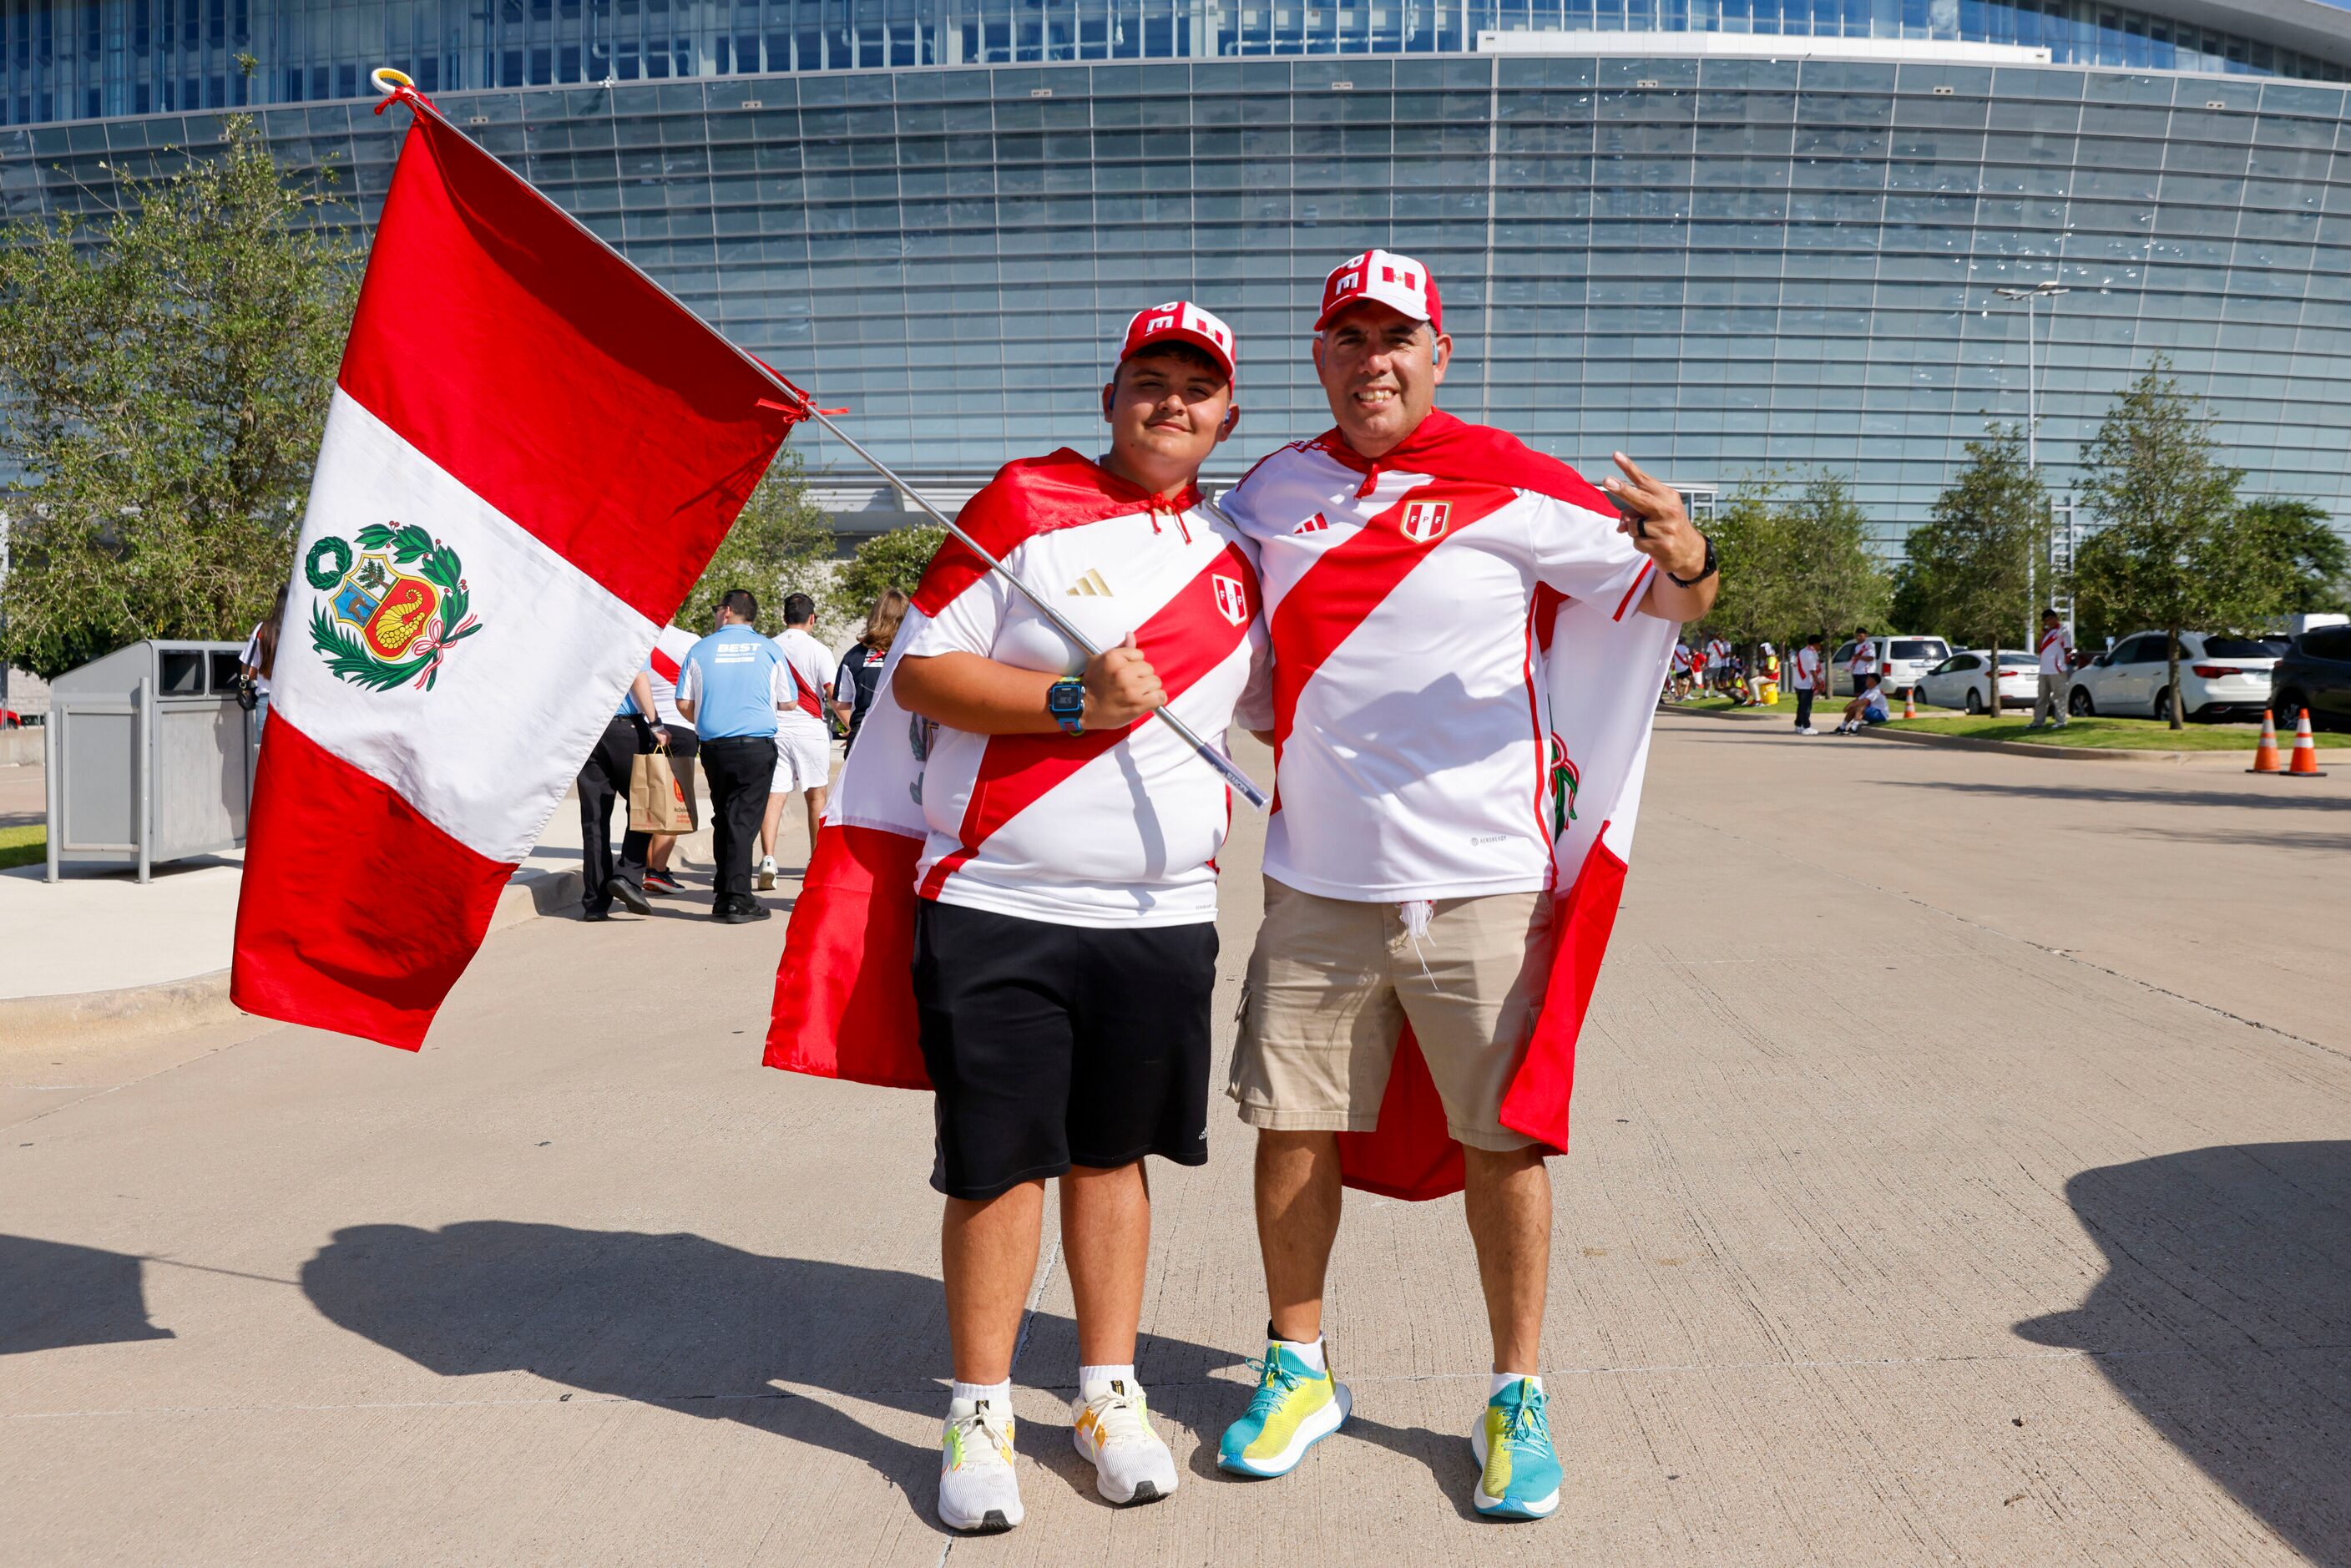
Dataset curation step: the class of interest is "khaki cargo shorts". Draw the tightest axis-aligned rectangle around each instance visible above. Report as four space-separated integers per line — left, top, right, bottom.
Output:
1227 878 1554 1151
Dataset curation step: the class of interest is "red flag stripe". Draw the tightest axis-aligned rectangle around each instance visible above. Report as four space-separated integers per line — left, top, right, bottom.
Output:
230 714 515 1051
337 114 786 624
765 822 931 1088
921 542 1260 900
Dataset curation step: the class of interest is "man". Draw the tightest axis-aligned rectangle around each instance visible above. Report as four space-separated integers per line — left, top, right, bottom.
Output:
887 302 1267 1534
1790 632 1826 734
1214 250 1716 1521
675 589 785 923
574 669 665 920
1837 674 1889 734
760 591 837 890
1703 632 1731 693
1669 638 1694 701
1848 625 1878 696
2029 608 2074 730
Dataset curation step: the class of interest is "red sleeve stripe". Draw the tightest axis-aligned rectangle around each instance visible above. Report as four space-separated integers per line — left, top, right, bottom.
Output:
1611 559 1655 622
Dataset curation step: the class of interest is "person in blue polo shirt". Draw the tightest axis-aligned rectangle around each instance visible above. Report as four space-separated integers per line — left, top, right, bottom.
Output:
675 589 787 923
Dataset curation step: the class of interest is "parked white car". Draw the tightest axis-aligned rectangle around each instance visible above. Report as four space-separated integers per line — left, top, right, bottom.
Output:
1919 650 2040 713
1830 635 1952 695
2068 630 2288 721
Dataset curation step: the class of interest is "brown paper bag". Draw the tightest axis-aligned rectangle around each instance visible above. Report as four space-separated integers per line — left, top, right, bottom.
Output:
628 748 692 834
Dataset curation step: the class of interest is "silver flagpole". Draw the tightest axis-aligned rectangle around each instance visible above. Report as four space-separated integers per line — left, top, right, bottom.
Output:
370 68 1268 811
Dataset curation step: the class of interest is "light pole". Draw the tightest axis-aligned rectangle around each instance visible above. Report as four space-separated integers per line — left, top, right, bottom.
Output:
1994 281 2070 648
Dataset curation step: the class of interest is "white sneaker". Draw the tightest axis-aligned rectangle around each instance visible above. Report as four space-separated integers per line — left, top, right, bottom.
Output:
938 1398 1023 1533
1796 725 1818 736
1072 1378 1178 1505
756 855 777 891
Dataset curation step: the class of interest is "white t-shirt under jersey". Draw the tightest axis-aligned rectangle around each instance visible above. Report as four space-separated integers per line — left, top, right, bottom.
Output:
902 504 1270 927
1221 432 1652 903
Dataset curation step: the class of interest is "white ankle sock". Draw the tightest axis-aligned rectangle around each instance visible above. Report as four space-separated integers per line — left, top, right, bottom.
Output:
951 1379 1011 1410
1490 1371 1542 1398
1077 1363 1135 1394
1273 1335 1327 1373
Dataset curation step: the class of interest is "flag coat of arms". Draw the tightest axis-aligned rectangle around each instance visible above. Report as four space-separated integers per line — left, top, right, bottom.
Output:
232 94 794 1050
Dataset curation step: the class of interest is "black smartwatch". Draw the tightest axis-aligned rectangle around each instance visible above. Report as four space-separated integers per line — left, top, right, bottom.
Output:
1047 676 1085 736
1668 532 1717 588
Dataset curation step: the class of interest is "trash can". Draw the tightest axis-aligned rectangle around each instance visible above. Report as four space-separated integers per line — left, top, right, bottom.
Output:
43 640 255 883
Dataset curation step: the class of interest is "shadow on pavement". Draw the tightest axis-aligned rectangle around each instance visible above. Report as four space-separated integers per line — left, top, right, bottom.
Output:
0 1234 175 1356
2014 1142 2351 1560
301 1222 1240 1528
1884 779 2351 813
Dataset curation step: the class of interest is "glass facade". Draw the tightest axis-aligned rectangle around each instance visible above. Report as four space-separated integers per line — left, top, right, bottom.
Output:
2 0 2347 128
6 45 2351 543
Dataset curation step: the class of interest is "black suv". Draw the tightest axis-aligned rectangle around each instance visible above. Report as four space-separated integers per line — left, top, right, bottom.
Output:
2270 624 2351 731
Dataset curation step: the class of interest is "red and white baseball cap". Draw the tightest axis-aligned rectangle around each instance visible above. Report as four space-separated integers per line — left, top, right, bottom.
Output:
1119 300 1236 379
1315 249 1443 335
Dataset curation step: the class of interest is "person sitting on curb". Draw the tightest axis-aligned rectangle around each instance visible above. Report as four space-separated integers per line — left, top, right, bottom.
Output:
1836 675 1890 735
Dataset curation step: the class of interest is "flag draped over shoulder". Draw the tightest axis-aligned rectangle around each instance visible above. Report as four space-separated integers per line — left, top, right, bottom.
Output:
1328 416 1681 1201
764 450 1184 1088
232 95 795 1051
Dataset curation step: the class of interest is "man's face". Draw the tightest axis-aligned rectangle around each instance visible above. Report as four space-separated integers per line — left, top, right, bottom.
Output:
1313 301 1450 457
1102 349 1234 473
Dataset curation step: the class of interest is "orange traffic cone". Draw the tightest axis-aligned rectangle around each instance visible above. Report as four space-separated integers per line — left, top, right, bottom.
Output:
2247 709 2283 773
2287 708 2328 776
1903 686 1918 721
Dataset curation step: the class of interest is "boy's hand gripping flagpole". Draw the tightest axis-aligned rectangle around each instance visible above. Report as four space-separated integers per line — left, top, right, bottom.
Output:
367 68 1269 811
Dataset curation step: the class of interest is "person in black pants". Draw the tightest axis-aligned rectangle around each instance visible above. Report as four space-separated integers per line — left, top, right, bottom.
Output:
698 733 780 918
673 589 791 923
578 669 665 920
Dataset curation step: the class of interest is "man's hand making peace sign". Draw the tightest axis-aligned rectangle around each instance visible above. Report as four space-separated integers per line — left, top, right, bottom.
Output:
1600 450 1721 622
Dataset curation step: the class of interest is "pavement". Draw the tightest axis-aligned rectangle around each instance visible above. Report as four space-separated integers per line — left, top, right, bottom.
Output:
0 764 619 1005
3 717 2347 1565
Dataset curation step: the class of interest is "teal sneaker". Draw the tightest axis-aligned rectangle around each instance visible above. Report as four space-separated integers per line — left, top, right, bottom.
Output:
1217 1343 1352 1478
1470 1378 1561 1520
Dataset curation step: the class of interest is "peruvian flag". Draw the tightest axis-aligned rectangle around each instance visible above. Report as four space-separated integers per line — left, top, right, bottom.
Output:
232 94 796 1050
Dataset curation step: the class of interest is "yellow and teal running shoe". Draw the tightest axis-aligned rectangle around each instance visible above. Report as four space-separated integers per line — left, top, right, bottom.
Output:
1470 1377 1561 1520
1217 1343 1351 1478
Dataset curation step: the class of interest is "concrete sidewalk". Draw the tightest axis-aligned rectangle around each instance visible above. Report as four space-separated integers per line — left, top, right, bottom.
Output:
3 722 2346 1565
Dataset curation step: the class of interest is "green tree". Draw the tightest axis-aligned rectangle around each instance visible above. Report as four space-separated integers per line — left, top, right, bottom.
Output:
2072 359 2250 728
1692 478 1779 652
1894 426 2047 707
0 115 358 679
835 523 945 624
2231 497 2348 619
676 446 835 635
1772 472 1890 655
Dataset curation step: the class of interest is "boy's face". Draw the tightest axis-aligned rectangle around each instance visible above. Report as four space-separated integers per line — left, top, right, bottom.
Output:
1102 349 1234 473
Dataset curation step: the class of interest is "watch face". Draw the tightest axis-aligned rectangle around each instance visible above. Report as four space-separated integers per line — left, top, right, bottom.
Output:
1047 680 1084 717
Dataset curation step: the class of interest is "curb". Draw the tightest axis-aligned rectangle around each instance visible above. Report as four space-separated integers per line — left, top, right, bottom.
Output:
1662 704 2265 766
0 865 585 1049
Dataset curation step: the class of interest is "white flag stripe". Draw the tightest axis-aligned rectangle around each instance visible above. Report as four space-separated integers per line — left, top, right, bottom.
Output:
274 388 656 864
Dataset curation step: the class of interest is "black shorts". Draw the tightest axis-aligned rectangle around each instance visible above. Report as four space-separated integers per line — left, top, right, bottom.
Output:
913 898 1216 1201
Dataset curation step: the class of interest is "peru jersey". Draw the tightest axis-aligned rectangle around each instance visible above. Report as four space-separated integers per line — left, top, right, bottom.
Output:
772 625 837 737
902 503 1270 927
1222 414 1652 902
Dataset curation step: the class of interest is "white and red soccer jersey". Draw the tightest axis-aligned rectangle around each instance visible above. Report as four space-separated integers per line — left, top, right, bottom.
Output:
1221 411 1653 903
1705 637 1730 669
1851 637 1878 675
1792 646 1822 690
902 463 1270 927
1671 643 1692 674
2038 625 2073 675
772 625 837 737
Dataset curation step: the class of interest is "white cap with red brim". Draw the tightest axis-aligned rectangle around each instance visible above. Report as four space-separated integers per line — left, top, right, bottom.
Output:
1120 300 1236 379
1315 249 1443 335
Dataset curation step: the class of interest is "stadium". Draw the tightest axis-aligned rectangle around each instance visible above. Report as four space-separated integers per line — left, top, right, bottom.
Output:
4 0 2351 544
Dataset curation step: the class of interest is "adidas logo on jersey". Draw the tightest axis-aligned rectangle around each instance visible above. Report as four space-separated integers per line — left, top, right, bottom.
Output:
1066 568 1112 597
1293 513 1331 535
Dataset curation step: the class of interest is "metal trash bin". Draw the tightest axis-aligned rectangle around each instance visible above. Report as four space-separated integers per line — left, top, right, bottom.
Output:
43 640 256 883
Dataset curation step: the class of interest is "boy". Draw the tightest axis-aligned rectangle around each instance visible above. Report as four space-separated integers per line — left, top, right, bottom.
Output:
887 302 1269 1533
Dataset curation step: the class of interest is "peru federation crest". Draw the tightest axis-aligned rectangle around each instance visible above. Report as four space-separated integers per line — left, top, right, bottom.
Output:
303 523 483 691
1400 499 1450 543
1211 573 1250 628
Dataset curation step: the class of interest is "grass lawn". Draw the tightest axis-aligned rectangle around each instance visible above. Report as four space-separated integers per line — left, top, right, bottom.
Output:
0 822 44 870
1666 690 2348 750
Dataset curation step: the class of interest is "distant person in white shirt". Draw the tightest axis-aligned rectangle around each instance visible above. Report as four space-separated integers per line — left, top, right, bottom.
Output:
1669 640 1694 701
1789 633 1825 734
1703 635 1731 692
2027 609 2075 731
237 584 287 733
1837 675 1889 734
1848 627 1878 695
761 591 838 890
